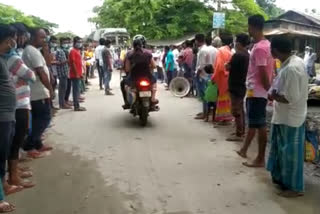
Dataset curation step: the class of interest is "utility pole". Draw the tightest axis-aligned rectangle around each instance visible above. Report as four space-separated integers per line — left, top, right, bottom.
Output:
217 0 221 36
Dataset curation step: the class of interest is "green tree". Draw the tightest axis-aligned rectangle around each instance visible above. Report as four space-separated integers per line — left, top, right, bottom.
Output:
0 3 34 26
256 0 284 18
151 0 213 39
28 15 58 32
199 0 267 34
55 31 77 39
225 0 268 34
90 0 268 39
90 0 212 39
0 3 58 32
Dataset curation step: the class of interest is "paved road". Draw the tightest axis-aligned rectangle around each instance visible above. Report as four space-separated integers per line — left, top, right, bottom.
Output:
10 72 320 214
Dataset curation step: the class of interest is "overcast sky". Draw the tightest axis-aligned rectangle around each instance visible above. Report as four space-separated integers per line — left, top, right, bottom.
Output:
0 0 317 37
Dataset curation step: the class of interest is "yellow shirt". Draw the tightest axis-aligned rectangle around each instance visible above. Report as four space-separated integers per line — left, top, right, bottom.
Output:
85 51 94 66
120 50 126 61
275 59 281 69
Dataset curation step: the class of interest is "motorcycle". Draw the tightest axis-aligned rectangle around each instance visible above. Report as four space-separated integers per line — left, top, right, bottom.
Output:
124 78 159 126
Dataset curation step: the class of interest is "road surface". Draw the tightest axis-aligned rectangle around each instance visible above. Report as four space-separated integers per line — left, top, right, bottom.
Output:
10 72 320 214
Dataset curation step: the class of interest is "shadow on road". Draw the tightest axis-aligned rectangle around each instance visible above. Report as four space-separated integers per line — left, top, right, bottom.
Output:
103 112 158 130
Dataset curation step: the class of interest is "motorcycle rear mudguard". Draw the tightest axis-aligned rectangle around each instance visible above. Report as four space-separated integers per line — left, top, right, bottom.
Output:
130 98 150 117
140 97 150 108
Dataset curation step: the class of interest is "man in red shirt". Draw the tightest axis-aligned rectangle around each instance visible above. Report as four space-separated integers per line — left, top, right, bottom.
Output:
181 40 194 81
69 37 86 111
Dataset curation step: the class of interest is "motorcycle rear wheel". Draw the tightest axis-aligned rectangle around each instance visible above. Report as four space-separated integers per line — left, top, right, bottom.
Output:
139 107 149 126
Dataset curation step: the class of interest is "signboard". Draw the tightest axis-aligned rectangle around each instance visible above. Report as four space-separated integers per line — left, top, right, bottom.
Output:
213 12 225 29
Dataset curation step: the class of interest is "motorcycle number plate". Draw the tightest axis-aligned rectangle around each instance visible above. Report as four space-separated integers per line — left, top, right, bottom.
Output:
139 91 152 97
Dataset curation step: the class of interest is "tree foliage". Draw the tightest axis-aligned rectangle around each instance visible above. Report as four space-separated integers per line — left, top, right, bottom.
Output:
54 31 77 39
0 3 58 32
90 0 268 39
256 0 284 18
226 0 268 35
90 0 212 39
0 3 34 26
28 15 58 31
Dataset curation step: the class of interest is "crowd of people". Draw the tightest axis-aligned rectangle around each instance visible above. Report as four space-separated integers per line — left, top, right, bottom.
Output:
0 21 110 212
152 14 309 198
0 13 313 212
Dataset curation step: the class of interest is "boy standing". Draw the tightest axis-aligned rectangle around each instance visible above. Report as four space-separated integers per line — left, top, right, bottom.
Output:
226 33 250 141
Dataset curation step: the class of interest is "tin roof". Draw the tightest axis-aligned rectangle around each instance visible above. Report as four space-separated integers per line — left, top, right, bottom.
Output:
268 10 320 28
264 29 320 38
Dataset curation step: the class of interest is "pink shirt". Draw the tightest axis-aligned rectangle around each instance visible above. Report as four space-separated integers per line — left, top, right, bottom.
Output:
246 39 274 99
182 47 193 68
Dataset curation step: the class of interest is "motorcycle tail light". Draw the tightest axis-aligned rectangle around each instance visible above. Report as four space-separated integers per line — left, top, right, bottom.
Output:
139 80 150 87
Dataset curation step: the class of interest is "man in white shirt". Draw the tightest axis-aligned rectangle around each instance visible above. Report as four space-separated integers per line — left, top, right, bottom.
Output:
306 47 317 78
95 38 105 90
194 34 211 119
152 49 161 80
267 36 308 198
205 36 217 66
195 34 210 72
101 40 114 95
22 28 54 157
158 50 165 83
303 46 310 65
172 45 180 75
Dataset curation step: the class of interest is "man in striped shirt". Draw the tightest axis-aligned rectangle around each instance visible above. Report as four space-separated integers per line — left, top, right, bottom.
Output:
56 37 71 109
7 23 37 189
0 24 18 212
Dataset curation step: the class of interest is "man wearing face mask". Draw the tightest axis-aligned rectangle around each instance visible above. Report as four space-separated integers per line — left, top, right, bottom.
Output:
67 38 73 52
6 23 36 189
41 29 55 85
40 30 58 111
0 24 18 213
63 37 73 106
55 37 71 109
69 37 86 111
10 23 29 56
22 28 54 156
49 36 59 97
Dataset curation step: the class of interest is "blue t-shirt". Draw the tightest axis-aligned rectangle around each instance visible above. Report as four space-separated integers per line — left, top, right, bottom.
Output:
165 51 175 72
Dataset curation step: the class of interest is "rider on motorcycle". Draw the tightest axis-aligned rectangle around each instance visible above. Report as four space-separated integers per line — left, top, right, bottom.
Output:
121 35 158 109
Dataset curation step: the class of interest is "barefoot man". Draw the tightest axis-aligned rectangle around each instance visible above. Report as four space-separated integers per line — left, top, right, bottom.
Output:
267 36 308 198
237 15 274 167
